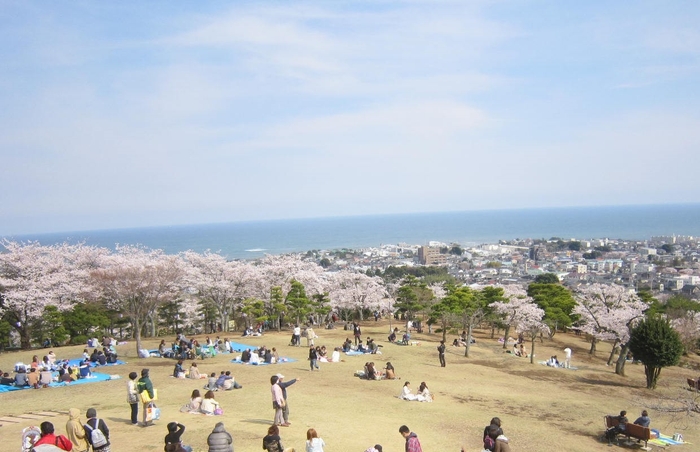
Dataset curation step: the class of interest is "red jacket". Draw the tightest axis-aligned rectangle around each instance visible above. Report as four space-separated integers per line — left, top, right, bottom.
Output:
34 433 73 451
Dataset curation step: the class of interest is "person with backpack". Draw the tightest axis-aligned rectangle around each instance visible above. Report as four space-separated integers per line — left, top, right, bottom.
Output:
32 422 73 451
83 409 110 452
482 417 502 452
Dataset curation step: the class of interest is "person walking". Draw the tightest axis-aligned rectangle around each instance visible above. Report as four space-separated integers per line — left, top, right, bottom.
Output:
308 346 319 371
270 375 287 426
399 425 422 452
137 368 155 426
437 340 446 367
84 408 111 452
66 408 89 452
207 422 233 452
126 371 139 425
276 374 299 425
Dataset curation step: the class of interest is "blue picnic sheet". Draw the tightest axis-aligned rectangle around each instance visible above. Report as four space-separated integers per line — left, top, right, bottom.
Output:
0 372 113 393
230 357 297 365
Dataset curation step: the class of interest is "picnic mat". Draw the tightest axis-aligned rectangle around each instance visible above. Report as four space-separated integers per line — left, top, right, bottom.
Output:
230 357 297 365
649 433 689 446
0 372 113 393
66 358 126 367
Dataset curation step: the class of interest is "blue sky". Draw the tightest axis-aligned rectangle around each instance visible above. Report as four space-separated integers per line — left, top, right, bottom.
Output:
1 0 699 235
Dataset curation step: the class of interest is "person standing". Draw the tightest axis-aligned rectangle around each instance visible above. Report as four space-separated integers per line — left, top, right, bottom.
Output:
126 371 139 425
437 340 446 367
353 322 362 346
207 422 233 452
563 347 572 369
137 368 155 426
308 346 319 371
306 326 316 347
276 374 299 425
399 425 422 452
270 375 287 426
84 408 110 452
293 325 301 347
66 408 89 452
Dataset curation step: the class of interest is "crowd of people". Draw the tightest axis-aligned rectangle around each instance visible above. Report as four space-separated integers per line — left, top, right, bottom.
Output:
15 319 658 451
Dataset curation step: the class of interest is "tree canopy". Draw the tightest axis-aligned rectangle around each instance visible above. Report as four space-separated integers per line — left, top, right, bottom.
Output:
629 316 683 389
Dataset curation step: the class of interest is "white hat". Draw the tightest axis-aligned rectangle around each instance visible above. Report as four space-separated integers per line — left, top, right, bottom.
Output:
276 373 284 379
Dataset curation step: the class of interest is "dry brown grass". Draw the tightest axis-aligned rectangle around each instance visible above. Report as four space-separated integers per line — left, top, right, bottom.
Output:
1 322 698 451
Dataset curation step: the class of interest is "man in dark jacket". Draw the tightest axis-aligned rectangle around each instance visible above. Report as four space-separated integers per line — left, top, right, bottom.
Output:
437 341 446 367
276 374 299 425
207 422 233 452
84 408 110 452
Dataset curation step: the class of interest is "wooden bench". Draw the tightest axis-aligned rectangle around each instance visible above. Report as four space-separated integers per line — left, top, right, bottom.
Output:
604 415 651 449
687 378 699 390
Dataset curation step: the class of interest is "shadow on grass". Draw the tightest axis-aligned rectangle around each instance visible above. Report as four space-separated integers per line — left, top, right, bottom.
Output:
241 418 275 425
575 377 640 388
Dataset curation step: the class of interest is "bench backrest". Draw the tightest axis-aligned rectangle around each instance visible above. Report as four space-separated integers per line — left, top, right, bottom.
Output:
625 423 651 441
605 416 619 428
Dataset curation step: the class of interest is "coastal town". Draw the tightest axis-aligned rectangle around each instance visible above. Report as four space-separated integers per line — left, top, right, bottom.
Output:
311 235 700 297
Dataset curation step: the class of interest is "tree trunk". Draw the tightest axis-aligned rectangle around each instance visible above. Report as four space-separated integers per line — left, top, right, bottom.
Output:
530 337 536 364
464 324 473 357
441 319 447 343
589 337 597 355
134 317 143 358
220 312 229 333
149 314 157 337
18 326 32 350
644 365 661 389
615 343 630 376
502 325 511 349
607 339 620 366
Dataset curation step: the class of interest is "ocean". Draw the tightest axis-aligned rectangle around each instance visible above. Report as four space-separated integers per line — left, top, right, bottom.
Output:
5 204 700 260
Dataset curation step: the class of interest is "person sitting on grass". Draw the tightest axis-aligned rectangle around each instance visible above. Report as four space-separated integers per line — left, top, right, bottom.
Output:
173 360 185 379
164 422 193 452
188 362 206 380
200 390 221 415
399 381 418 401
222 371 242 390
180 389 203 413
262 424 289 452
416 382 433 402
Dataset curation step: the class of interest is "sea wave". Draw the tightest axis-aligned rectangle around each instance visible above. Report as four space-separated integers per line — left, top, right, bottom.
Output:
245 248 266 252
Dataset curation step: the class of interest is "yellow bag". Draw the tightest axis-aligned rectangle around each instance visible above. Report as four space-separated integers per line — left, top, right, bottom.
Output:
140 389 158 403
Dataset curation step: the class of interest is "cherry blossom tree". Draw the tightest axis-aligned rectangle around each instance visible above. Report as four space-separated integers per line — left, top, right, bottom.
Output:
0 240 105 349
490 285 535 349
573 284 648 376
671 312 700 355
182 251 261 332
91 245 184 356
327 270 389 321
515 302 550 364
